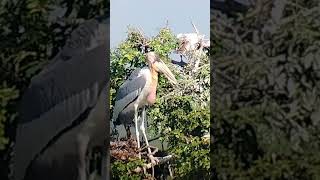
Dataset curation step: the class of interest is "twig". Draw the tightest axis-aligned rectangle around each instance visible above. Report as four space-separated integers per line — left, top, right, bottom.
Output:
137 27 146 38
191 21 199 34
132 155 175 173
139 145 158 155
148 135 162 143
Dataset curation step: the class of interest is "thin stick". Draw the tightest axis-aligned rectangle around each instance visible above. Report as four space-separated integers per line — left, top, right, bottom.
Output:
191 21 199 34
132 155 175 173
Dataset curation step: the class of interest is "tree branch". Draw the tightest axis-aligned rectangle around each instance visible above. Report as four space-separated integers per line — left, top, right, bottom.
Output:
132 155 175 173
191 21 199 34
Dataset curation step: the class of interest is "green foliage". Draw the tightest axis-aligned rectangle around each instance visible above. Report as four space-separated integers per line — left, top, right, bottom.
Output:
149 28 179 58
111 25 210 179
111 159 146 180
212 0 320 179
110 29 146 108
110 27 178 108
148 55 210 178
0 0 108 179
0 85 19 150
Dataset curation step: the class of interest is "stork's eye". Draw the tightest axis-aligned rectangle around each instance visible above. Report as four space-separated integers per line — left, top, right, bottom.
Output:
151 60 158 64
153 57 162 63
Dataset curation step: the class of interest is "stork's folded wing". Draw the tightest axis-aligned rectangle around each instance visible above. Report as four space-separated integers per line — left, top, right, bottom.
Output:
112 75 146 122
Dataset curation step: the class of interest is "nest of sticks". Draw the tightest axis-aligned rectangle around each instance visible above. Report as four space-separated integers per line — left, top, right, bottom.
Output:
110 137 174 175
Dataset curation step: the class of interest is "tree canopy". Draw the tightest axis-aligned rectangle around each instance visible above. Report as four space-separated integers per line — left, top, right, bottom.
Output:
0 0 107 179
110 26 210 179
212 0 320 179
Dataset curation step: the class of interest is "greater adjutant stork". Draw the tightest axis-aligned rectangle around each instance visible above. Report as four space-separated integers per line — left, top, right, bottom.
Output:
112 48 177 159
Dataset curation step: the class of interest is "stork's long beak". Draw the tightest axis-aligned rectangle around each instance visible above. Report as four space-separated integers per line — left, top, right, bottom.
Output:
154 60 177 85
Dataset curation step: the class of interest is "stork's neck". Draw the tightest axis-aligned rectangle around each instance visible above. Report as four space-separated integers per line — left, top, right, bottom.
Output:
146 67 158 105
150 68 159 84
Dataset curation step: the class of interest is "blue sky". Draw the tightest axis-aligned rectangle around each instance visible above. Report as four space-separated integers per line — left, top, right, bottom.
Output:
110 0 210 48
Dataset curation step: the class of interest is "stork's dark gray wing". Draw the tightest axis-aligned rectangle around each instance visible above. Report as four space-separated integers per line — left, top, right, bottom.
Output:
116 68 142 92
12 17 108 180
112 70 147 123
115 76 145 101
211 0 251 17
127 68 142 80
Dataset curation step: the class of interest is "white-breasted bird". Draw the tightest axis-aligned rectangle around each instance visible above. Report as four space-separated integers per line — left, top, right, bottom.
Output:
111 47 177 160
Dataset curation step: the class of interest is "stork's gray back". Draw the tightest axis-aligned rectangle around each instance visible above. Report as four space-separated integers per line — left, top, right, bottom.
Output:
111 68 147 126
11 17 109 180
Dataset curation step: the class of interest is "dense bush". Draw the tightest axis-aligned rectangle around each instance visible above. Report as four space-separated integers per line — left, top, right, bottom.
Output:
110 27 210 179
0 0 107 179
212 0 320 179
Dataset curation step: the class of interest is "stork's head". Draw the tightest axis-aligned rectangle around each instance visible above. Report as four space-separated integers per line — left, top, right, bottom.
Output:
146 52 177 85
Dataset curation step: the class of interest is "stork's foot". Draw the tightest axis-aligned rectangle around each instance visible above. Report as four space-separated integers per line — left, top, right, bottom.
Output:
147 154 159 165
139 145 159 165
147 153 158 178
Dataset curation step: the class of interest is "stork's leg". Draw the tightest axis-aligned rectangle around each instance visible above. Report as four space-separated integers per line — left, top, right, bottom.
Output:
77 135 89 180
140 107 159 166
125 125 132 139
101 139 108 180
134 104 141 158
140 106 151 154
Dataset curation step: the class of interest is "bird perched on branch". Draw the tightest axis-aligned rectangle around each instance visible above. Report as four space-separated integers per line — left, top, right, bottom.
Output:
11 16 109 180
111 46 177 161
176 22 210 71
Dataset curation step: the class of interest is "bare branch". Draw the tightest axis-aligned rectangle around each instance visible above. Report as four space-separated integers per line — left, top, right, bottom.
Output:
137 27 146 38
132 155 175 173
135 27 150 47
191 21 199 34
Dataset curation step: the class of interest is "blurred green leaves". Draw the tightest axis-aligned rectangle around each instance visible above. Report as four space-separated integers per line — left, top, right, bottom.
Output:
0 0 108 178
0 85 19 150
212 0 320 179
